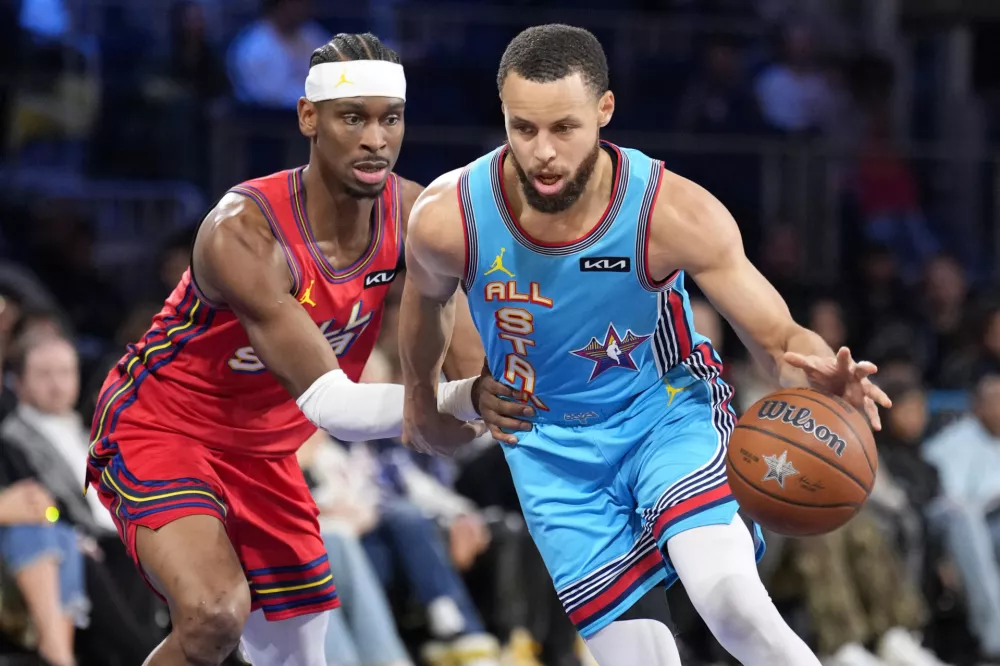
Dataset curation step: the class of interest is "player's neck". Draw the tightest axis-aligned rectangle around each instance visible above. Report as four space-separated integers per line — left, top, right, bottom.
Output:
301 163 377 246
512 149 614 238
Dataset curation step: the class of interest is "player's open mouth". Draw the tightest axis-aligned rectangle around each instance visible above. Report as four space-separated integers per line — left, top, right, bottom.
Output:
353 161 388 185
533 173 563 195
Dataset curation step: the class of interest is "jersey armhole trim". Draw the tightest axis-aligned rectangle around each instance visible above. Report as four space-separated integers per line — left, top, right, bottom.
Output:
187 208 227 309
189 270 227 309
636 162 679 292
458 167 478 292
393 174 404 265
229 185 303 298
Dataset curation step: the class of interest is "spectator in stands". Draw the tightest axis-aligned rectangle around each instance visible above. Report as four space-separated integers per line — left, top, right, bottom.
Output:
850 244 914 346
754 23 836 133
779 508 944 666
676 35 765 134
144 1 228 185
939 298 1000 389
853 107 939 283
1 333 113 538
922 364 1000 659
920 254 970 385
1 330 164 665
301 429 501 666
156 226 197 295
873 380 944 586
0 479 85 666
454 440 590 666
807 297 851 352
298 429 413 666
226 0 329 109
755 223 812 315
23 203 124 341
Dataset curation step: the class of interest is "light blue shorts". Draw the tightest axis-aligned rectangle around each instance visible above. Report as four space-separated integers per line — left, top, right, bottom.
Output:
503 362 765 638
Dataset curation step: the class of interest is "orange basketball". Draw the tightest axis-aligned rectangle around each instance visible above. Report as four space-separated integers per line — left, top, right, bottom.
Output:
725 387 877 537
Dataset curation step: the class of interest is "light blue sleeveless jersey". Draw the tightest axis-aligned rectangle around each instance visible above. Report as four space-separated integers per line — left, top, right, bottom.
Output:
461 142 711 425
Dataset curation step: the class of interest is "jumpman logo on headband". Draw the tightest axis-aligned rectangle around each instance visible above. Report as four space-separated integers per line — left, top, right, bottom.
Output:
335 71 354 88
483 248 514 278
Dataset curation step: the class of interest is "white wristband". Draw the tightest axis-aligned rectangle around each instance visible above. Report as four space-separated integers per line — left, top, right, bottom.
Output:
437 377 480 421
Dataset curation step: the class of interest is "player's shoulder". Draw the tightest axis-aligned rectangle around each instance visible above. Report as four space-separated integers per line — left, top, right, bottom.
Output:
192 191 288 302
648 168 742 271
411 167 465 223
404 168 466 259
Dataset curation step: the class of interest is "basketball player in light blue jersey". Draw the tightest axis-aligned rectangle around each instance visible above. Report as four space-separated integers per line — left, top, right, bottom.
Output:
398 24 891 666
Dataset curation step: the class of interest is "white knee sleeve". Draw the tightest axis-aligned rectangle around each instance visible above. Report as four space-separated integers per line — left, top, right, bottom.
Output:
241 609 330 666
666 515 821 666
584 619 682 666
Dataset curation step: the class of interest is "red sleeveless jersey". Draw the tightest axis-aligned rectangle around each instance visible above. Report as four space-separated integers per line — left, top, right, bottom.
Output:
90 167 403 457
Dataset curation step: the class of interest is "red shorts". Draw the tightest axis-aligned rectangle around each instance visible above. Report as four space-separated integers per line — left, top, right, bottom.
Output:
86 426 339 621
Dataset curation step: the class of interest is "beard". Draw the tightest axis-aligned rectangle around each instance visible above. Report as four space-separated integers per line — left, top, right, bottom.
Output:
342 181 387 200
508 139 601 214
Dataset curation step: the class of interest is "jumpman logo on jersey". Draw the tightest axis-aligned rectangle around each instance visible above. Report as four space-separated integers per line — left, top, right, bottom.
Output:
664 380 687 407
335 71 354 88
483 248 514 278
570 323 651 382
299 280 317 308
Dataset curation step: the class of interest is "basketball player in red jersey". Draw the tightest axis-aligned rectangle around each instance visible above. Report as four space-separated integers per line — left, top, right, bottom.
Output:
85 33 511 666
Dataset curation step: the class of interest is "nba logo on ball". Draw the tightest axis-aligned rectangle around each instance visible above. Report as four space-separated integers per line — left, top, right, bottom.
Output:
725 388 878 537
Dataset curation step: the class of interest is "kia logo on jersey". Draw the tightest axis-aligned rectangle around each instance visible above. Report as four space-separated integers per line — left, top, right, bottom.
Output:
579 257 630 272
364 269 397 288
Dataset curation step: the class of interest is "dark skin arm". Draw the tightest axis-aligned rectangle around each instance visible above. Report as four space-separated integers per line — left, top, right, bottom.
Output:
193 193 344 396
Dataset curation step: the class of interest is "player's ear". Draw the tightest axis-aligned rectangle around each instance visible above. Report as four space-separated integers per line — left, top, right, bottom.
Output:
298 98 318 139
597 90 614 128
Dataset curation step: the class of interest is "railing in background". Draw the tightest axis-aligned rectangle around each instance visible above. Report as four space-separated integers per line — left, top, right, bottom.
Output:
81 181 205 301
210 112 1000 283
6 175 205 301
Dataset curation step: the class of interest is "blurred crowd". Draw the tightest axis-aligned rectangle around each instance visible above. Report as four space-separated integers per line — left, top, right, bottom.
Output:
0 0 999 666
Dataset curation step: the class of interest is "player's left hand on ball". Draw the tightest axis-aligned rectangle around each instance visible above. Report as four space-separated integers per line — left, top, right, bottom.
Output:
783 346 892 431
473 360 533 445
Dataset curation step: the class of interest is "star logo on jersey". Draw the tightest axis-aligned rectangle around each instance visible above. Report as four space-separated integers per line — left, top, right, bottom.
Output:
570 323 651 382
761 450 799 489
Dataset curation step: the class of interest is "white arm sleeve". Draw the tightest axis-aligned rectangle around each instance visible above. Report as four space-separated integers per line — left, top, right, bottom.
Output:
296 369 404 442
295 370 480 443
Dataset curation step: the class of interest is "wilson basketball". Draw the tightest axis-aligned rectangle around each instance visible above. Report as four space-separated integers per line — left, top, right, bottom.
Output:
725 387 877 537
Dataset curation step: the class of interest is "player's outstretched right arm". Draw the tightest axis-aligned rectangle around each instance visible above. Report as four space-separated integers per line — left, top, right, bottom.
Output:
192 194 477 442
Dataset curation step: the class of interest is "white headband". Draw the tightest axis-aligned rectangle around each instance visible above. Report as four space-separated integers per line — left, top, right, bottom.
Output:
305 61 406 102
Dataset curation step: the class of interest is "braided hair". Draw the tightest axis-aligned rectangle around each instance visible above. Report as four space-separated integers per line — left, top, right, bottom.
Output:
310 32 400 66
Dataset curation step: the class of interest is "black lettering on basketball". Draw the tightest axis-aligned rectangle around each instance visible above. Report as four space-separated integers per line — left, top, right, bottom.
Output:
756 399 848 457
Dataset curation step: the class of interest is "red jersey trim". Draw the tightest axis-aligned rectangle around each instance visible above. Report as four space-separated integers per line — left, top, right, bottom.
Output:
89 284 216 453
635 162 679 292
230 184 304 297
289 168 389 284
496 141 625 251
393 175 404 266
457 167 477 289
